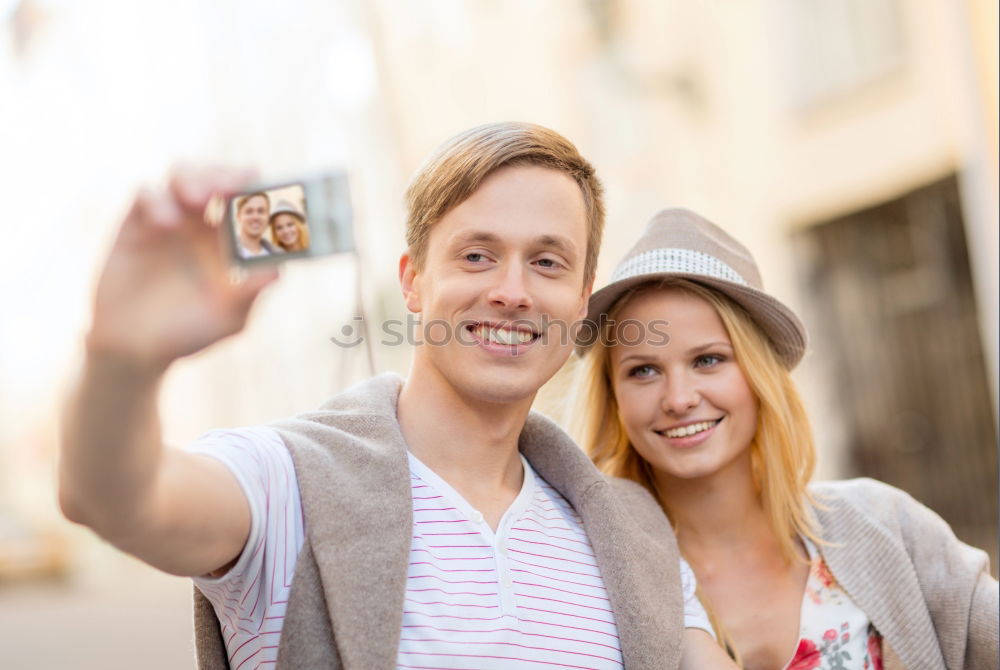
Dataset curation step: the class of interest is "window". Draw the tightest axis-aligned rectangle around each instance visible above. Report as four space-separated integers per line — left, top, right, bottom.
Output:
776 0 905 108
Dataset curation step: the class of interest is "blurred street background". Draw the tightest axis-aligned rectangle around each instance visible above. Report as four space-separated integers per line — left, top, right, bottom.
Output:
0 1 996 667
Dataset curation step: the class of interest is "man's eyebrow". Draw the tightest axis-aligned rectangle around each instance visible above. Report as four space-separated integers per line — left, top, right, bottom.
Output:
536 234 577 256
450 231 578 256
452 230 500 245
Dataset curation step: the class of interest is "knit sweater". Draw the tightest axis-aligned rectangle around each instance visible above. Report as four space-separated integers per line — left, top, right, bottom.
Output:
193 373 686 669
809 478 998 670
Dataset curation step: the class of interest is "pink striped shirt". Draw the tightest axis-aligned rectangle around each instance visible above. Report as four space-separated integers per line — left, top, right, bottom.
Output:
401 451 623 669
188 427 709 669
190 428 301 669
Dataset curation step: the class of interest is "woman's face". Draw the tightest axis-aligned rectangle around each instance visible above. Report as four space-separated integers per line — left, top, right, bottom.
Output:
609 288 759 485
272 214 301 248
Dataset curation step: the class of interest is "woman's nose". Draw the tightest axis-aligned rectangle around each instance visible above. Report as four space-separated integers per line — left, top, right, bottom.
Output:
660 373 700 414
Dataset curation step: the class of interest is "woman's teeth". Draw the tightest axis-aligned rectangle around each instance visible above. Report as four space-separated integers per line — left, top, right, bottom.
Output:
662 420 718 438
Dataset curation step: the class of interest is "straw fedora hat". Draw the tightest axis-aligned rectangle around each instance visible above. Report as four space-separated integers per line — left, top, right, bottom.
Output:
578 208 808 368
269 199 306 222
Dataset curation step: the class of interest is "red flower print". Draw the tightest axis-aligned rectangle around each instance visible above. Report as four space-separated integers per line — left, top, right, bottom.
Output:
867 632 884 670
823 628 838 642
814 558 837 589
788 639 822 670
842 632 850 642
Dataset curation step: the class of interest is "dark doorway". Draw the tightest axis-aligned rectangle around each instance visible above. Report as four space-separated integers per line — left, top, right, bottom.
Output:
795 174 998 571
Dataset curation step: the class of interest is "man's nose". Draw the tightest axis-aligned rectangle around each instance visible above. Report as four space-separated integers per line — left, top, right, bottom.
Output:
487 262 533 311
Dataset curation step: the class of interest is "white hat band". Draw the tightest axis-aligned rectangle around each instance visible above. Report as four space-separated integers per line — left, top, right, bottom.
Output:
611 248 749 287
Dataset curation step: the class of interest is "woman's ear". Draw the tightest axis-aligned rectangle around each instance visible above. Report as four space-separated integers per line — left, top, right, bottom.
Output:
399 250 422 313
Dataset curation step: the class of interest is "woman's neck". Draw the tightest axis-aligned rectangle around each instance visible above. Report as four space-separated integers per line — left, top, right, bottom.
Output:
656 456 774 559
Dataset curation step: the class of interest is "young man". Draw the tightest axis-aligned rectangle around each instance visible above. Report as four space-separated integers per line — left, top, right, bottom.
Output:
60 123 729 669
235 191 276 257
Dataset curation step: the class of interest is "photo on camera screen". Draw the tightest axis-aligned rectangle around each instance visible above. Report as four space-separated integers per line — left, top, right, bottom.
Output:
225 171 353 266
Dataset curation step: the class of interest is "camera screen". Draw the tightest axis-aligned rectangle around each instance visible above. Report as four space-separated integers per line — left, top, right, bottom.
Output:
230 184 309 259
225 172 353 265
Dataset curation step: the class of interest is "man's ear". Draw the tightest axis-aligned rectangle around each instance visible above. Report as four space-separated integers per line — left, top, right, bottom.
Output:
399 250 423 314
577 277 594 319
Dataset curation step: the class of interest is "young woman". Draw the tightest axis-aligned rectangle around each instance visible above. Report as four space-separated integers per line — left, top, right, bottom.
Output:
268 199 311 252
572 209 998 670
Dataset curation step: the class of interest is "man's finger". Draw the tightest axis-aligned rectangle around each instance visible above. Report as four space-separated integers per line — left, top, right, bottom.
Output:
232 267 280 315
169 166 259 215
131 187 184 230
169 170 211 212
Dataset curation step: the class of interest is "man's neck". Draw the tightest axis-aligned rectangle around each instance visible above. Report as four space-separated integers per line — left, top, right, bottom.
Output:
397 360 533 529
240 233 263 253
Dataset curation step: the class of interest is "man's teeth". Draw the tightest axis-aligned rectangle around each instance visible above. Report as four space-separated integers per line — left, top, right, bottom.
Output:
663 421 717 438
474 325 534 345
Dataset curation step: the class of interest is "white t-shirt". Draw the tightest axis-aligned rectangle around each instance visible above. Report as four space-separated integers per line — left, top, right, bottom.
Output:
236 241 272 258
189 426 712 669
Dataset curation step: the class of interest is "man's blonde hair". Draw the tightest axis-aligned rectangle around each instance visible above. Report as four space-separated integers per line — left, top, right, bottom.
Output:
236 191 270 215
405 122 605 284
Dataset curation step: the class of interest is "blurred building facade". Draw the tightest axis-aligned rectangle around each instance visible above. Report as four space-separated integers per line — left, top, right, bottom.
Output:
363 0 999 560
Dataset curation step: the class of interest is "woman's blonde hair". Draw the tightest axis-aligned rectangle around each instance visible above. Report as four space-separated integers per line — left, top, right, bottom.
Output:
572 278 820 561
571 279 819 663
269 212 310 252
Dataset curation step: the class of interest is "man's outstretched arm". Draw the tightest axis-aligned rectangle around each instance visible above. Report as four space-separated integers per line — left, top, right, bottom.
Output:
59 169 277 577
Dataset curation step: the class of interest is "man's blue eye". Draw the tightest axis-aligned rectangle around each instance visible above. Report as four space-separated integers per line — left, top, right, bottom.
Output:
466 253 484 262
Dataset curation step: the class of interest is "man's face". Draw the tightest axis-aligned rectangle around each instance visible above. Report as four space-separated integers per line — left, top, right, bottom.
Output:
401 165 592 406
237 195 269 241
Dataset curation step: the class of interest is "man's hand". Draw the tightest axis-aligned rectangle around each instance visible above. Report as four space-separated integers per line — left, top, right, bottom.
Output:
87 167 277 371
60 167 274 577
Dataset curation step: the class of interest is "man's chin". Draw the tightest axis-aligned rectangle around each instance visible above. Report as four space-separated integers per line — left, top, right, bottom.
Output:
454 370 545 407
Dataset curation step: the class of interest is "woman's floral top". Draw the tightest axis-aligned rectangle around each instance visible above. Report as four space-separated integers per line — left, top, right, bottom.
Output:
784 539 883 670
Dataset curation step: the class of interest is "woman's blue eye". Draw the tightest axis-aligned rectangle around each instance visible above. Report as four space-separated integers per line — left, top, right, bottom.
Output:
629 364 656 378
466 253 484 263
694 354 723 368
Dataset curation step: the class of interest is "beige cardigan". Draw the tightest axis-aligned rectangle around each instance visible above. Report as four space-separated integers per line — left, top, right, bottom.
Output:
809 478 998 670
193 374 686 669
